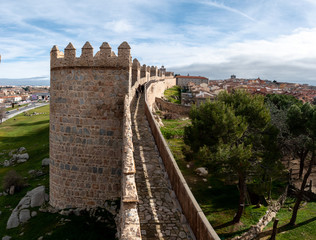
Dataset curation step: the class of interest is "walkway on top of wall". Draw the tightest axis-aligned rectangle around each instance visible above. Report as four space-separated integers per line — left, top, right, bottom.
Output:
131 93 194 240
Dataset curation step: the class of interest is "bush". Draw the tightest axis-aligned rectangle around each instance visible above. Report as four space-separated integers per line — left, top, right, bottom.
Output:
3 170 25 192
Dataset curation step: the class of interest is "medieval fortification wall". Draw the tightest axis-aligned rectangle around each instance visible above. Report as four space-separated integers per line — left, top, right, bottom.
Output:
50 41 219 240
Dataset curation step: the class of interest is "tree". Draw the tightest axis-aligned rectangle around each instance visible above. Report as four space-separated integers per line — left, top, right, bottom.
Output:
0 104 6 123
184 90 277 223
287 103 316 225
266 94 308 179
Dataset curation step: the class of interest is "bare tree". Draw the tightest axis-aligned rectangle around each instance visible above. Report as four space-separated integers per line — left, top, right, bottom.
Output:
0 104 6 123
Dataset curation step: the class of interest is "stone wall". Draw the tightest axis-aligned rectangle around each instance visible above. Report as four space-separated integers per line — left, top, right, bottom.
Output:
144 81 220 240
155 97 191 116
49 41 132 209
146 77 176 110
119 95 141 239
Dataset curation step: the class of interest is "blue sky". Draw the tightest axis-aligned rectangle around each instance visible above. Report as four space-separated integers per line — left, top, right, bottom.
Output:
1 0 316 85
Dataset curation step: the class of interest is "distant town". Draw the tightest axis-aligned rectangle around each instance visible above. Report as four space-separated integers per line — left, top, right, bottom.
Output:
1 74 316 108
176 75 316 105
0 86 49 108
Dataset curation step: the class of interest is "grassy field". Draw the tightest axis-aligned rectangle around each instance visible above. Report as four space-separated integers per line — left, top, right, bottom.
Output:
258 198 316 240
161 117 316 239
163 85 181 104
0 105 117 240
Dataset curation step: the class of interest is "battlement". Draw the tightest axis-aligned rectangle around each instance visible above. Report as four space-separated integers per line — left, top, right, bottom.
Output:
51 41 132 69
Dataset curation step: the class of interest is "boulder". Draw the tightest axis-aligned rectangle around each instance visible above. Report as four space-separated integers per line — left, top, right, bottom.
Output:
18 196 31 209
6 186 46 229
19 209 31 223
9 186 15 195
18 147 26 153
6 210 19 229
195 167 208 177
17 159 27 163
18 153 29 160
2 236 12 240
3 160 10 167
28 186 45 207
41 158 50 166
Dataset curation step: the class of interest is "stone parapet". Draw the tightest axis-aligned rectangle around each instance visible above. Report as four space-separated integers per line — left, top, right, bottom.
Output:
50 41 131 69
120 94 141 239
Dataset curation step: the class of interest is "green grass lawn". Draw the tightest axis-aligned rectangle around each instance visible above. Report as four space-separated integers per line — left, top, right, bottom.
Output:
164 85 181 104
0 105 117 239
258 198 316 240
160 118 314 239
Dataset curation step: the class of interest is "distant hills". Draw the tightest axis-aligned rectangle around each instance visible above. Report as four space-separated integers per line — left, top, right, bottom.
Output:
0 77 49 86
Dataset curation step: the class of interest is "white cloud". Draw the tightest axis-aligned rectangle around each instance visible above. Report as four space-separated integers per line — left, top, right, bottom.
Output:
0 0 316 85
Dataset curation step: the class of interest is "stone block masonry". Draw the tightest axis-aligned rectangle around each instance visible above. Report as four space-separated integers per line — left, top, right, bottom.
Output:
50 41 132 209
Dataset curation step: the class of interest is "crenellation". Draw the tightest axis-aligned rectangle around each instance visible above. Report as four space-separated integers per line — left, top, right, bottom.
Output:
50 41 132 69
100 42 112 58
140 64 147 78
64 43 76 62
150 66 158 77
132 59 140 86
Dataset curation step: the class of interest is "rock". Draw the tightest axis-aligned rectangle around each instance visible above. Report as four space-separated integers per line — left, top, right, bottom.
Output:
28 186 45 207
73 208 81 216
3 160 10 167
18 147 26 153
41 158 50 166
6 210 19 229
2 236 12 240
9 150 15 156
38 237 43 240
202 178 207 182
19 209 31 223
31 211 37 217
17 159 27 163
0 211 2 215
18 153 29 161
195 167 208 177
18 196 31 209
28 169 35 175
9 185 15 195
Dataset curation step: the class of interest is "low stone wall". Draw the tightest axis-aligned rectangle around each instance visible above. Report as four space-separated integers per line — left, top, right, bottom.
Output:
232 185 288 240
144 82 220 240
155 97 190 116
119 95 141 240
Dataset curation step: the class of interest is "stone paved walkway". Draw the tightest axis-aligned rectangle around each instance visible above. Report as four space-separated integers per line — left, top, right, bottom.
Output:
131 93 194 240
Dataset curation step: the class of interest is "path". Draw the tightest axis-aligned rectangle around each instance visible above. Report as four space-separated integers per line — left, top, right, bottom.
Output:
2 102 49 122
131 93 194 240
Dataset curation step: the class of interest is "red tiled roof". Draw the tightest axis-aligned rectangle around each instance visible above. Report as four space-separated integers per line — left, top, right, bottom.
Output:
176 76 208 80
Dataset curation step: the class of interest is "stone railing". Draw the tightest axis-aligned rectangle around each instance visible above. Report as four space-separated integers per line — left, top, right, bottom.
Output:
155 97 190 116
144 81 220 240
119 95 141 240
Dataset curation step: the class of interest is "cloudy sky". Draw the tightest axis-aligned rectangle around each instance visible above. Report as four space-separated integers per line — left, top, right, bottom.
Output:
1 0 316 85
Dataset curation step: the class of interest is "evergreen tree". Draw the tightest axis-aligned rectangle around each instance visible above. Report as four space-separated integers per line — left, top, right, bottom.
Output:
184 90 280 223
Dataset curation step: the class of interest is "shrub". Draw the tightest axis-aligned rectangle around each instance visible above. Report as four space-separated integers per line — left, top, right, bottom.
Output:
3 170 25 192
